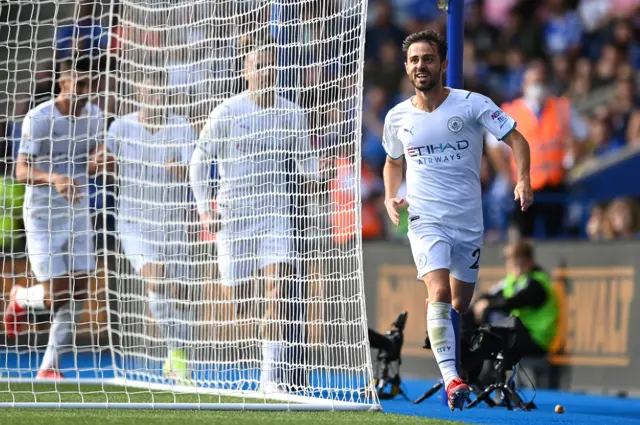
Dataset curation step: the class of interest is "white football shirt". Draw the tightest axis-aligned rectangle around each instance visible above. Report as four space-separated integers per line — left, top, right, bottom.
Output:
19 99 104 214
383 89 516 233
107 113 196 225
191 91 318 218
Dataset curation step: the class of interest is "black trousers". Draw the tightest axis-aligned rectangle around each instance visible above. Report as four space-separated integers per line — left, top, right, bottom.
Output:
511 184 566 238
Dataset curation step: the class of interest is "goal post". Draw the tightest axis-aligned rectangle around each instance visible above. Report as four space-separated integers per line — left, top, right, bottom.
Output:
0 0 378 411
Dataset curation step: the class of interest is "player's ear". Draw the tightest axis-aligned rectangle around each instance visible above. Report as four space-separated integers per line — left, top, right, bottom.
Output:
441 59 449 73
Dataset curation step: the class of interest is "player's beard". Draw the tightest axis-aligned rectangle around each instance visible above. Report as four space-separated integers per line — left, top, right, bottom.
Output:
412 70 441 92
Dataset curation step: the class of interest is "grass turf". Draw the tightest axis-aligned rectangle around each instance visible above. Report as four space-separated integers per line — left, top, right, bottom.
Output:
0 383 466 425
2 410 466 425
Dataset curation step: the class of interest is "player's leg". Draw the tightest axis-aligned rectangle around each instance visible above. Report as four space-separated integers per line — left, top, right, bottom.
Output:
159 228 196 381
450 229 483 314
35 211 93 378
4 214 70 337
408 224 469 410
37 272 89 379
259 260 292 392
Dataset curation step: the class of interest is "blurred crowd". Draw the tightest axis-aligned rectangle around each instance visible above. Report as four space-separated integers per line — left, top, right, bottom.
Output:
1 0 640 249
361 0 640 242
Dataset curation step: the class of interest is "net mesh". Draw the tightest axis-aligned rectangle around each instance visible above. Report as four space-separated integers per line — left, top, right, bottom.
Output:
0 0 376 408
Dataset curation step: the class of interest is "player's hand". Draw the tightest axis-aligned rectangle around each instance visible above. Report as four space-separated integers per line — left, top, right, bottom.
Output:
166 159 187 180
54 175 81 204
514 179 534 212
384 197 408 226
199 211 221 234
90 149 115 175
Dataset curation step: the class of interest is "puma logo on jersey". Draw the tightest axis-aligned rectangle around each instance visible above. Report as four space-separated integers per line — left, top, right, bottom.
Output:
403 127 414 136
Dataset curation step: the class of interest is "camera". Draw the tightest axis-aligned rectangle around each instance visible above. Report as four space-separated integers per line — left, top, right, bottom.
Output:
372 312 408 400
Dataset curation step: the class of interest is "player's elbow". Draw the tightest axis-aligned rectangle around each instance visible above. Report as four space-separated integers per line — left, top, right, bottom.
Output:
504 130 529 150
385 156 403 169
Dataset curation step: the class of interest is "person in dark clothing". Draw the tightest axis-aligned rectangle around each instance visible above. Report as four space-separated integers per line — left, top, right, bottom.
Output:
470 240 559 357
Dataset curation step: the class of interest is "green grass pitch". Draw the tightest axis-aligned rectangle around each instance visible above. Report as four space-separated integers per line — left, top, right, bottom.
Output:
0 383 466 425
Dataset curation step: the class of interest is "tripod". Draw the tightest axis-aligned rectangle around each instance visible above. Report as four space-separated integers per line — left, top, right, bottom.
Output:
466 353 532 410
412 380 443 404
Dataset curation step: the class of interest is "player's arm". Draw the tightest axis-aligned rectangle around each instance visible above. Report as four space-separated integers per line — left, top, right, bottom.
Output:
15 113 78 203
502 129 533 211
88 144 116 176
474 93 533 211
293 110 320 184
88 109 116 176
381 113 407 226
189 106 226 233
167 122 198 181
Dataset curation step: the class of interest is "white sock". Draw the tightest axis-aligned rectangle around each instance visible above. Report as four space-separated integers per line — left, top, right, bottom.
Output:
39 300 83 372
148 290 181 350
260 341 283 384
427 301 459 388
15 285 46 310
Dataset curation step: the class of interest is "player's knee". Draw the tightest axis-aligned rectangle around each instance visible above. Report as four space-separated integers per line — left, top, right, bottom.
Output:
452 297 471 314
426 283 452 304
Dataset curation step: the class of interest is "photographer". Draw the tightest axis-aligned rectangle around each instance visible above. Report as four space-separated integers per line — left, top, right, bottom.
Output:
470 240 559 356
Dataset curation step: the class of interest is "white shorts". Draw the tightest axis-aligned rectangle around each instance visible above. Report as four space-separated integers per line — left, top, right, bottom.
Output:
407 222 483 283
24 208 95 282
117 220 191 280
216 222 292 287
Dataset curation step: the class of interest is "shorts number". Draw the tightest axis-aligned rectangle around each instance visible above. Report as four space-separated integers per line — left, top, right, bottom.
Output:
470 248 481 269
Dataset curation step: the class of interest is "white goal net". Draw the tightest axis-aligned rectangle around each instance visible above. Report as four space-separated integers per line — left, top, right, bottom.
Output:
0 0 377 411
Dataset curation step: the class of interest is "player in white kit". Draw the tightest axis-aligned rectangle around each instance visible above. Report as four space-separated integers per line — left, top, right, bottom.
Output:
5 57 108 379
106 70 197 381
189 41 318 393
382 31 533 410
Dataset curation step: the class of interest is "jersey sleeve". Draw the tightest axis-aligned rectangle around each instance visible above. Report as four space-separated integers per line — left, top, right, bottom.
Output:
179 121 198 164
91 107 106 152
18 112 48 157
382 112 404 159
293 110 320 179
196 103 230 158
472 93 516 141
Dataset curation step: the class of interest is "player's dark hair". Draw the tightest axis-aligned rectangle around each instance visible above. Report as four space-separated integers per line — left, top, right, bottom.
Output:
402 30 448 62
58 55 93 75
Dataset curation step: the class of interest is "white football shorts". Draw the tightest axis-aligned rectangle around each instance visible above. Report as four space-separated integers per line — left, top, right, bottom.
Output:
216 219 293 287
24 207 96 282
407 220 483 283
118 220 191 280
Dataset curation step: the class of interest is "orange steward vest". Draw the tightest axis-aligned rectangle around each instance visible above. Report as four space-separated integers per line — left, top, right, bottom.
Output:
502 97 571 191
329 157 383 244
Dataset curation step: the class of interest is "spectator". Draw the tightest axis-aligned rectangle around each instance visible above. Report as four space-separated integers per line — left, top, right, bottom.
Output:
549 54 573 96
486 62 589 238
603 197 640 240
365 0 406 61
566 57 593 98
610 18 640 69
592 44 622 89
543 0 583 58
496 4 545 61
362 86 390 172
586 202 607 240
588 117 625 157
368 40 404 99
465 1 499 60
610 79 639 143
